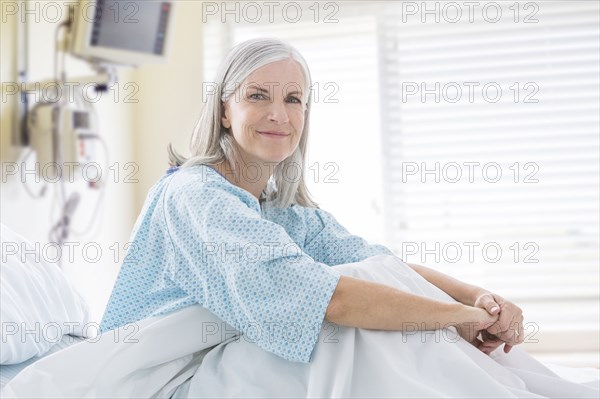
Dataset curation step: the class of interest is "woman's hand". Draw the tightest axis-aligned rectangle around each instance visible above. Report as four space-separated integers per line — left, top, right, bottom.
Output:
454 305 499 346
473 292 525 354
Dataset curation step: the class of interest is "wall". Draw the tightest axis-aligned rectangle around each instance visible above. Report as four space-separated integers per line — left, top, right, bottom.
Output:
130 1 204 212
0 0 204 322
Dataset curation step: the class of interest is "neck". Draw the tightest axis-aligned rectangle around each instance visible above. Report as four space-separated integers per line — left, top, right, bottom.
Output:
211 159 274 202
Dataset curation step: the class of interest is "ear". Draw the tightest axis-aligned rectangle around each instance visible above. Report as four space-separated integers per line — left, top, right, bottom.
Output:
221 102 231 129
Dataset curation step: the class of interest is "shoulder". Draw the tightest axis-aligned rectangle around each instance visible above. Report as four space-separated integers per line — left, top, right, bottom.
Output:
299 206 336 226
262 204 336 236
265 204 338 225
164 165 260 213
261 203 307 230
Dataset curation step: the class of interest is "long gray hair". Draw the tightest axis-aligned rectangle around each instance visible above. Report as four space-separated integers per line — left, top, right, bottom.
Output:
167 38 318 209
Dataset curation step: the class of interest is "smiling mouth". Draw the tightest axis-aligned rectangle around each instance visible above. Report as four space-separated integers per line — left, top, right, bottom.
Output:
258 131 290 137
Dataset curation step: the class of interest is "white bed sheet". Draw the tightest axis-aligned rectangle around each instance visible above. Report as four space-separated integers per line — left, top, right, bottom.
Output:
2 255 599 398
0 335 85 389
173 255 600 398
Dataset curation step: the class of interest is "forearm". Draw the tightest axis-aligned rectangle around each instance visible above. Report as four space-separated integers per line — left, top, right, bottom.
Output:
325 275 467 331
406 262 487 306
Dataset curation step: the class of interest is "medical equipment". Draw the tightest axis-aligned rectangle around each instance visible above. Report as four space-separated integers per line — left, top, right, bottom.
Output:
28 102 97 169
10 0 174 251
69 0 173 66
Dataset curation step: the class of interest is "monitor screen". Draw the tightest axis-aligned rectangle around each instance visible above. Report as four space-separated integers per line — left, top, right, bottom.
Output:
90 0 171 55
70 0 173 65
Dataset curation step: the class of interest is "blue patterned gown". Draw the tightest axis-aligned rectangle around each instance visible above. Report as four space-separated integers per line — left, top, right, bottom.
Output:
100 164 393 363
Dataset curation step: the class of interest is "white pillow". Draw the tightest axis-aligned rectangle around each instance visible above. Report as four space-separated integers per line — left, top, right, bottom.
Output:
0 223 92 364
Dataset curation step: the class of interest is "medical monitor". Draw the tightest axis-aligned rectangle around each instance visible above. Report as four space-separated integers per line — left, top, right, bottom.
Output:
69 0 174 66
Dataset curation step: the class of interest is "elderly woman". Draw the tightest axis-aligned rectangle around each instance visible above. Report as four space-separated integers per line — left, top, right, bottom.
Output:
100 38 523 364
84 37 597 399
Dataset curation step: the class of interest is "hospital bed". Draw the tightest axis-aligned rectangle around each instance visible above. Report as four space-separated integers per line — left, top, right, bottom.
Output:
1 223 599 398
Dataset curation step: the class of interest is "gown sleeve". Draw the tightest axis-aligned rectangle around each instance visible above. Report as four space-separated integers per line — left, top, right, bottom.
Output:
302 207 396 266
162 177 341 364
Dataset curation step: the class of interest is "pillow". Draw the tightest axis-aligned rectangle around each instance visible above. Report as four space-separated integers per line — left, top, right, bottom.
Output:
0 223 92 364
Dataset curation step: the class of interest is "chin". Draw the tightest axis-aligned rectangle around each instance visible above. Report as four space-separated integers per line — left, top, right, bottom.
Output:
259 152 292 165
261 157 286 166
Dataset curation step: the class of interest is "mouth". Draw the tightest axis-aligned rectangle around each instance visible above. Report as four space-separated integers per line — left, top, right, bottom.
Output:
257 131 290 138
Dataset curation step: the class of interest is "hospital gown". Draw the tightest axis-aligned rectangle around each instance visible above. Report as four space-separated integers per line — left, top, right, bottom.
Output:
99 164 393 363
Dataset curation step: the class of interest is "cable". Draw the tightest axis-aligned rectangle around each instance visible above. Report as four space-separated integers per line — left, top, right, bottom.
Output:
69 134 109 239
18 148 48 199
48 20 72 256
66 83 109 239
48 191 80 249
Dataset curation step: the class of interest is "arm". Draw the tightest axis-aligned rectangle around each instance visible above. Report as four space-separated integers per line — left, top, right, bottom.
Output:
405 262 489 307
325 275 496 338
405 263 525 354
300 208 495 334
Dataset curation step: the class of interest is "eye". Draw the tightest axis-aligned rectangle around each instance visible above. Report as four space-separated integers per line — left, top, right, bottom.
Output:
248 93 267 101
286 96 302 104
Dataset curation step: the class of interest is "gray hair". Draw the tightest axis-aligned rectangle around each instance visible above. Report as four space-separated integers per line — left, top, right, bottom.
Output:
167 38 318 209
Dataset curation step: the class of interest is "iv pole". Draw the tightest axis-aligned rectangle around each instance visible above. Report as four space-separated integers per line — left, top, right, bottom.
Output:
12 5 114 257
14 4 28 147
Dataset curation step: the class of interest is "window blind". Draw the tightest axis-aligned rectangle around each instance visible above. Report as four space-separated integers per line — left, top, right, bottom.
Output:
378 0 599 366
201 0 599 366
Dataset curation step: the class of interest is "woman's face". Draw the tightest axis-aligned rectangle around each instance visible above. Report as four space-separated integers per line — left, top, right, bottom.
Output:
221 59 307 166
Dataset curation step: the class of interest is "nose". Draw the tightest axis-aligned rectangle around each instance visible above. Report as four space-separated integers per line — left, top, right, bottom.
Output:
267 100 290 124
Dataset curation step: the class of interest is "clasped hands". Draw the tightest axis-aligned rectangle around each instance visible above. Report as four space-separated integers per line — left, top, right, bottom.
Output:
457 292 525 355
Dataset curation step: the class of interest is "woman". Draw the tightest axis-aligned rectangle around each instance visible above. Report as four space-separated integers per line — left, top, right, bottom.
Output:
95 38 600 398
100 37 521 361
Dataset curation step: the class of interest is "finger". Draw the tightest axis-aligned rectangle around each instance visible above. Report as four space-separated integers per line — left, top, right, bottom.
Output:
481 336 503 345
504 343 513 354
481 337 501 345
496 328 516 344
508 316 523 345
486 321 504 337
480 341 503 355
502 320 522 346
500 313 518 343
489 305 500 315
482 297 501 315
517 317 525 345
479 340 497 348
492 293 505 306
471 337 484 350
479 331 504 353
481 330 502 344
481 340 503 353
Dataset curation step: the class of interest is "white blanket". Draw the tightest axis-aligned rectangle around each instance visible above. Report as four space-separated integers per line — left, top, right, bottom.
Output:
3 255 599 398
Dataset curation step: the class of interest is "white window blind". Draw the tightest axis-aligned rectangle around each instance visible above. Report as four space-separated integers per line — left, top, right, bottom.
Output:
201 1 599 367
378 0 599 366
